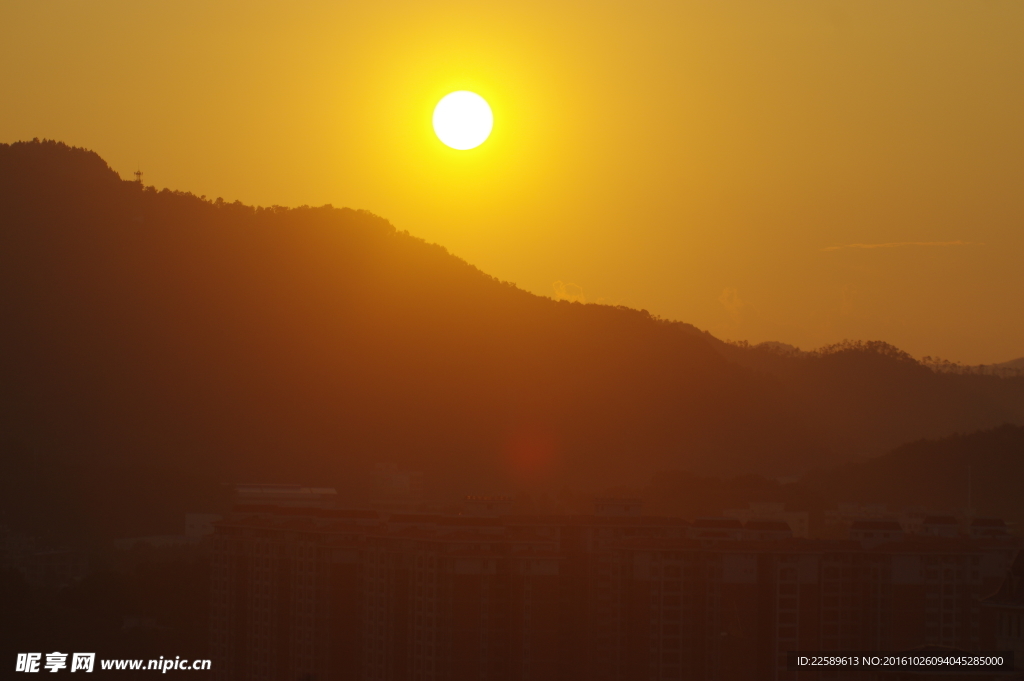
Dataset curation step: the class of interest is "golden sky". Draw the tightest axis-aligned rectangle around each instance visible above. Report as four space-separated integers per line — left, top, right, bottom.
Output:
2 0 1022 364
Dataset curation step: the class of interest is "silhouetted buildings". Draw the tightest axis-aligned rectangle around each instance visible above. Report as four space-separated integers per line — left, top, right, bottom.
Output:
981 551 1024 673
724 503 810 539
209 505 1021 681
0 527 89 588
235 484 340 508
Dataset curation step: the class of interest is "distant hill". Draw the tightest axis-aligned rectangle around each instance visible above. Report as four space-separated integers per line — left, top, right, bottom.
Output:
805 424 1024 525
1 140 1022 538
703 337 1024 461
640 424 1024 529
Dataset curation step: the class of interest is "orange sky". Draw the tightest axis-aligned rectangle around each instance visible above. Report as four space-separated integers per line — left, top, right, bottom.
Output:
2 0 1022 364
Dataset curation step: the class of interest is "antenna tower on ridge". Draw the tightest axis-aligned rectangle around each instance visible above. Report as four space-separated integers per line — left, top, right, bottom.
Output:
134 168 143 184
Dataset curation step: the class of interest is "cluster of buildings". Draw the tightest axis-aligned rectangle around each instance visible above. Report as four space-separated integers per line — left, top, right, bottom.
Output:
0 526 89 587
208 490 1023 681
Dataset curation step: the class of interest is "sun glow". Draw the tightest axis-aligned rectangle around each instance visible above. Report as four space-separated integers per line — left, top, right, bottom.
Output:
432 91 493 150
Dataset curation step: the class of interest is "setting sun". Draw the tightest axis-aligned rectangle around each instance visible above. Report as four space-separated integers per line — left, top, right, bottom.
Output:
3 2 1024 676
432 91 493 150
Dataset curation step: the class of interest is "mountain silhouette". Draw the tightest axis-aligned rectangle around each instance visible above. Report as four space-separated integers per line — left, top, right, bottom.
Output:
2 140 1022 538
805 423 1024 523
704 337 1024 460
639 424 1024 528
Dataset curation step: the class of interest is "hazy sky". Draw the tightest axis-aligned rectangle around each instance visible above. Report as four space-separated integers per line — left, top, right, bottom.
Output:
3 0 1022 364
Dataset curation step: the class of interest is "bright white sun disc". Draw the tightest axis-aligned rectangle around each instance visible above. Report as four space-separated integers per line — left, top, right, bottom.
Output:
433 91 493 150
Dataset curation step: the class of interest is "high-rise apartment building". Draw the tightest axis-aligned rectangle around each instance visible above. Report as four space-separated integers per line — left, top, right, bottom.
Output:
209 505 1020 681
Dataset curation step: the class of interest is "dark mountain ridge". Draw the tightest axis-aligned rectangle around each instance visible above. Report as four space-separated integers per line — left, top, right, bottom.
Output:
807 423 1024 522
703 337 1024 460
1 140 1022 538
640 424 1024 529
